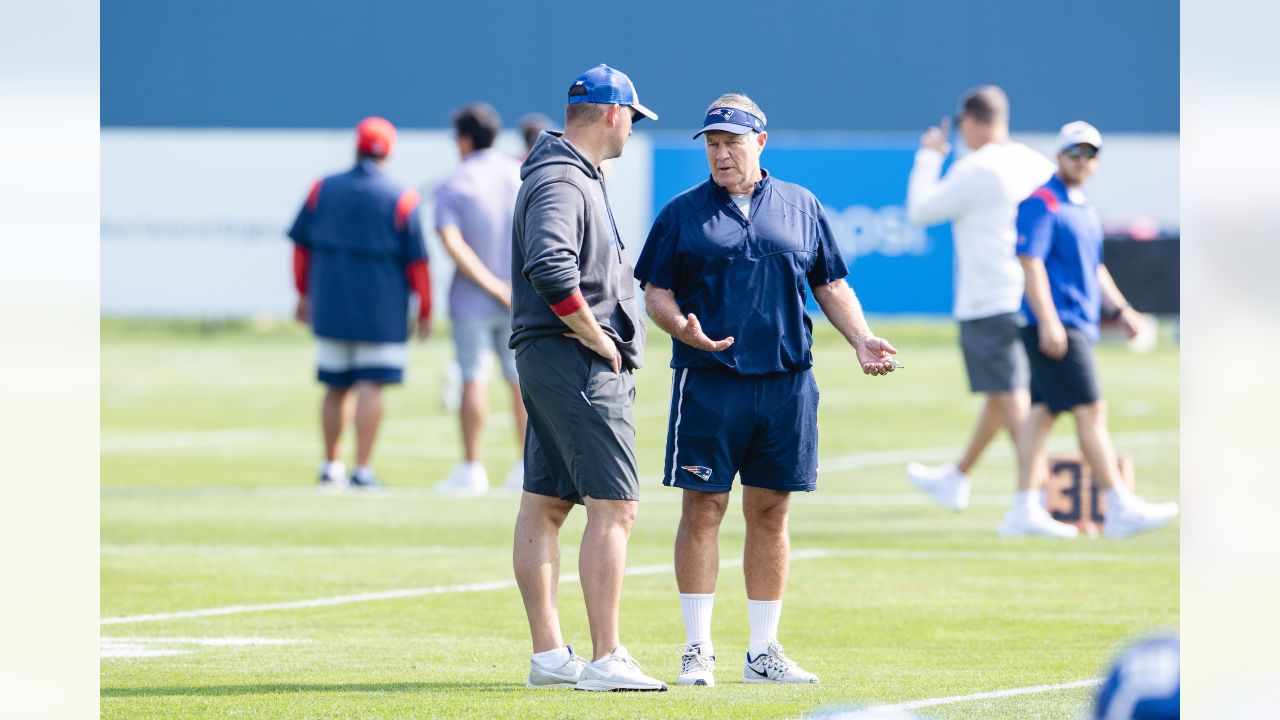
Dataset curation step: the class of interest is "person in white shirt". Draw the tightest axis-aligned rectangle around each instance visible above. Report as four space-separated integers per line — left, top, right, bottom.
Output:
903 86 1074 537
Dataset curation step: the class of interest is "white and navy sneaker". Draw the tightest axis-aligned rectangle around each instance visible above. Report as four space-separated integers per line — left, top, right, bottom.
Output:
574 646 668 692
997 503 1079 538
1104 496 1179 539
677 643 716 687
743 641 819 684
317 464 348 491
348 470 383 490
906 462 970 511
526 645 586 688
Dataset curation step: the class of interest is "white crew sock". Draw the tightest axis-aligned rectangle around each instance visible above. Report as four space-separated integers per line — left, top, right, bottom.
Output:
1104 486 1134 512
531 646 571 670
746 599 782 653
353 465 374 481
1015 489 1040 511
680 593 715 655
321 460 346 481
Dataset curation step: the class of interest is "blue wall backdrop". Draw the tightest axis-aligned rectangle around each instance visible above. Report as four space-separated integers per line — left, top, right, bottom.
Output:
102 0 1178 132
654 135 953 314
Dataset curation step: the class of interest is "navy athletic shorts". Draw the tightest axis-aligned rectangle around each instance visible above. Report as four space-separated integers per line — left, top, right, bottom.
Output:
662 367 819 494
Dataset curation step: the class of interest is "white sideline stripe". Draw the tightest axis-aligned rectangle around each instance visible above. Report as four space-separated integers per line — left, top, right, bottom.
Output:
876 678 1102 712
101 544 498 555
99 547 1171 626
100 636 303 659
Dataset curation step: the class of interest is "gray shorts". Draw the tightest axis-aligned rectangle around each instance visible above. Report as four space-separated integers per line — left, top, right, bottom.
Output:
451 315 518 382
515 335 639 504
958 311 1030 393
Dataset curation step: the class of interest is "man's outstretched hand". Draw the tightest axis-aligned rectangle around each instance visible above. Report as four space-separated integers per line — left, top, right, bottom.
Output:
676 313 734 352
856 336 899 376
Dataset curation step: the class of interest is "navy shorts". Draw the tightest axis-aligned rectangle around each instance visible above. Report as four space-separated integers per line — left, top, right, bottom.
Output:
662 368 819 494
1020 325 1101 414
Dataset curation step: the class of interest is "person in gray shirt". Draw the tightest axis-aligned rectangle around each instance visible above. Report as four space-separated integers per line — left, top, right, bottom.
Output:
509 64 665 692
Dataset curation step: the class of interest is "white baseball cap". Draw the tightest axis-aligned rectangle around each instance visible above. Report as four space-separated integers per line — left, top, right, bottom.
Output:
1057 121 1103 154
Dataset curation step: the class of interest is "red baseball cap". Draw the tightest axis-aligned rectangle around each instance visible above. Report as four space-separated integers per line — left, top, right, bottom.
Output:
356 116 396 158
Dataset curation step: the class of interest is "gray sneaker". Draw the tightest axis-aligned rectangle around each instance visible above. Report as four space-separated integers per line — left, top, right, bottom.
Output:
526 645 586 688
574 646 668 692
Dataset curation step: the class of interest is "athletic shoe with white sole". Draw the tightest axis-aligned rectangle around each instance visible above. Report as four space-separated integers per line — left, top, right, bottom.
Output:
743 641 819 684
1104 497 1179 539
677 643 716 687
998 503 1079 538
435 462 489 495
574 646 668 692
905 462 970 511
526 645 586 688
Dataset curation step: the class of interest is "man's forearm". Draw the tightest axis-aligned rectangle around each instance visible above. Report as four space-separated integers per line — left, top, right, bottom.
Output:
1097 265 1130 310
1020 256 1059 325
644 285 687 338
439 226 508 298
813 279 873 347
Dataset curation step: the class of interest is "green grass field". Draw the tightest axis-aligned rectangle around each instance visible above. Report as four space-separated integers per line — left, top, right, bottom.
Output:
100 318 1179 719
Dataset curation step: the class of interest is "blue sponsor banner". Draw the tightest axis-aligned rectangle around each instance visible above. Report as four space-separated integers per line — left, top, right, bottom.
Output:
651 137 953 315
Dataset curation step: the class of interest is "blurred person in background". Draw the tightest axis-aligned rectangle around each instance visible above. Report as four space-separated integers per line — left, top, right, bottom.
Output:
1092 635 1179 719
1013 121 1178 539
288 117 432 489
432 103 526 495
518 112 554 161
902 86 1060 534
636 93 898 687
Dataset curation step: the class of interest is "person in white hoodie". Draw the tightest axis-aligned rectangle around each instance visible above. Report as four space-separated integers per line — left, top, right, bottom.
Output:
903 86 1075 537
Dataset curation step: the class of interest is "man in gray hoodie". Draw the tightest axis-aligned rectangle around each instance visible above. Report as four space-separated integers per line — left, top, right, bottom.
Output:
509 64 665 692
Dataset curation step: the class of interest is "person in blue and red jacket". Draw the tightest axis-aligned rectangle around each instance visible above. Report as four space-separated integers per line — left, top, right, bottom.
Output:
288 116 432 489
1012 121 1177 539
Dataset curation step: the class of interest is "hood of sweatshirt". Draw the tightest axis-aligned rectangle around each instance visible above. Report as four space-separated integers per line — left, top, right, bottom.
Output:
520 131 600 182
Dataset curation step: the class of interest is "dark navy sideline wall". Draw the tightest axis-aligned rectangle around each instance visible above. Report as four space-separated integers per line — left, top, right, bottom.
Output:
102 0 1178 131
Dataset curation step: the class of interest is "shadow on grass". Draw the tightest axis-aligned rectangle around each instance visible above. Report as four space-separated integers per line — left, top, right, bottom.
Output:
102 681 517 698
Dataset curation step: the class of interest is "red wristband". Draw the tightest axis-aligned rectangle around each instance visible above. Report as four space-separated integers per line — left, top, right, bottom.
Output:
550 289 586 317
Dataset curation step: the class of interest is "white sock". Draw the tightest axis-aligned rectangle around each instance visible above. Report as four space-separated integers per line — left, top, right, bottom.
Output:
321 460 345 480
747 599 782 653
354 465 374 481
531 646 571 669
1015 489 1040 511
1104 486 1133 511
680 593 715 654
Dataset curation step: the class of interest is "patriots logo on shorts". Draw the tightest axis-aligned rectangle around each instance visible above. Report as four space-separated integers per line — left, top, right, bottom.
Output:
710 108 734 121
681 465 714 482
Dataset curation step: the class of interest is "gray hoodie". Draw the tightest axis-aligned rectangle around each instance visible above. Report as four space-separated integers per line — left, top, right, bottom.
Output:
509 131 646 370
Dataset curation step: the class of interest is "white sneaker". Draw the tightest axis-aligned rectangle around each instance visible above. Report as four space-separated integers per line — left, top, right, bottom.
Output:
574 646 668 692
435 462 489 495
1104 497 1179 539
526 645 586 688
743 641 818 684
677 643 716 687
504 462 525 492
998 503 1079 538
905 462 970 511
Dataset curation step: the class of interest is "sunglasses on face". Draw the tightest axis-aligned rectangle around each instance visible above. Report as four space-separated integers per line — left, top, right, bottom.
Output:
1063 145 1099 160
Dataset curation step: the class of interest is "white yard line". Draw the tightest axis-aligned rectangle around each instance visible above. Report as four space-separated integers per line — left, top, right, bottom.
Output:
874 678 1102 712
100 547 1171 626
100 636 303 659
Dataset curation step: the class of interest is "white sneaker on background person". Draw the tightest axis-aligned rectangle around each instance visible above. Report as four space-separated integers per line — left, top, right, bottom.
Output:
676 642 716 687
504 462 525 492
742 641 818 684
905 462 971 511
526 645 586 688
997 502 1079 538
574 646 668 692
435 461 489 495
1103 490 1179 539
317 461 348 491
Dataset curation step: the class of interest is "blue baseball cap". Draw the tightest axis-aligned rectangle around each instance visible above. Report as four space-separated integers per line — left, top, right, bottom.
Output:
693 106 766 139
567 64 658 122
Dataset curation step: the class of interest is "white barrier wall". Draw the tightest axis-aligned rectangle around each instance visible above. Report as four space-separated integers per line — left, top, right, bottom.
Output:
101 130 1174 318
101 130 653 318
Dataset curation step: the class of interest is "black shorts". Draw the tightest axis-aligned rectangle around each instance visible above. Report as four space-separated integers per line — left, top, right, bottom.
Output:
514 336 639 505
1020 325 1101 414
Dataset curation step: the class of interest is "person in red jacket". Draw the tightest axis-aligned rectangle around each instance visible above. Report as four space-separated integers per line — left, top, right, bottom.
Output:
288 117 432 489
